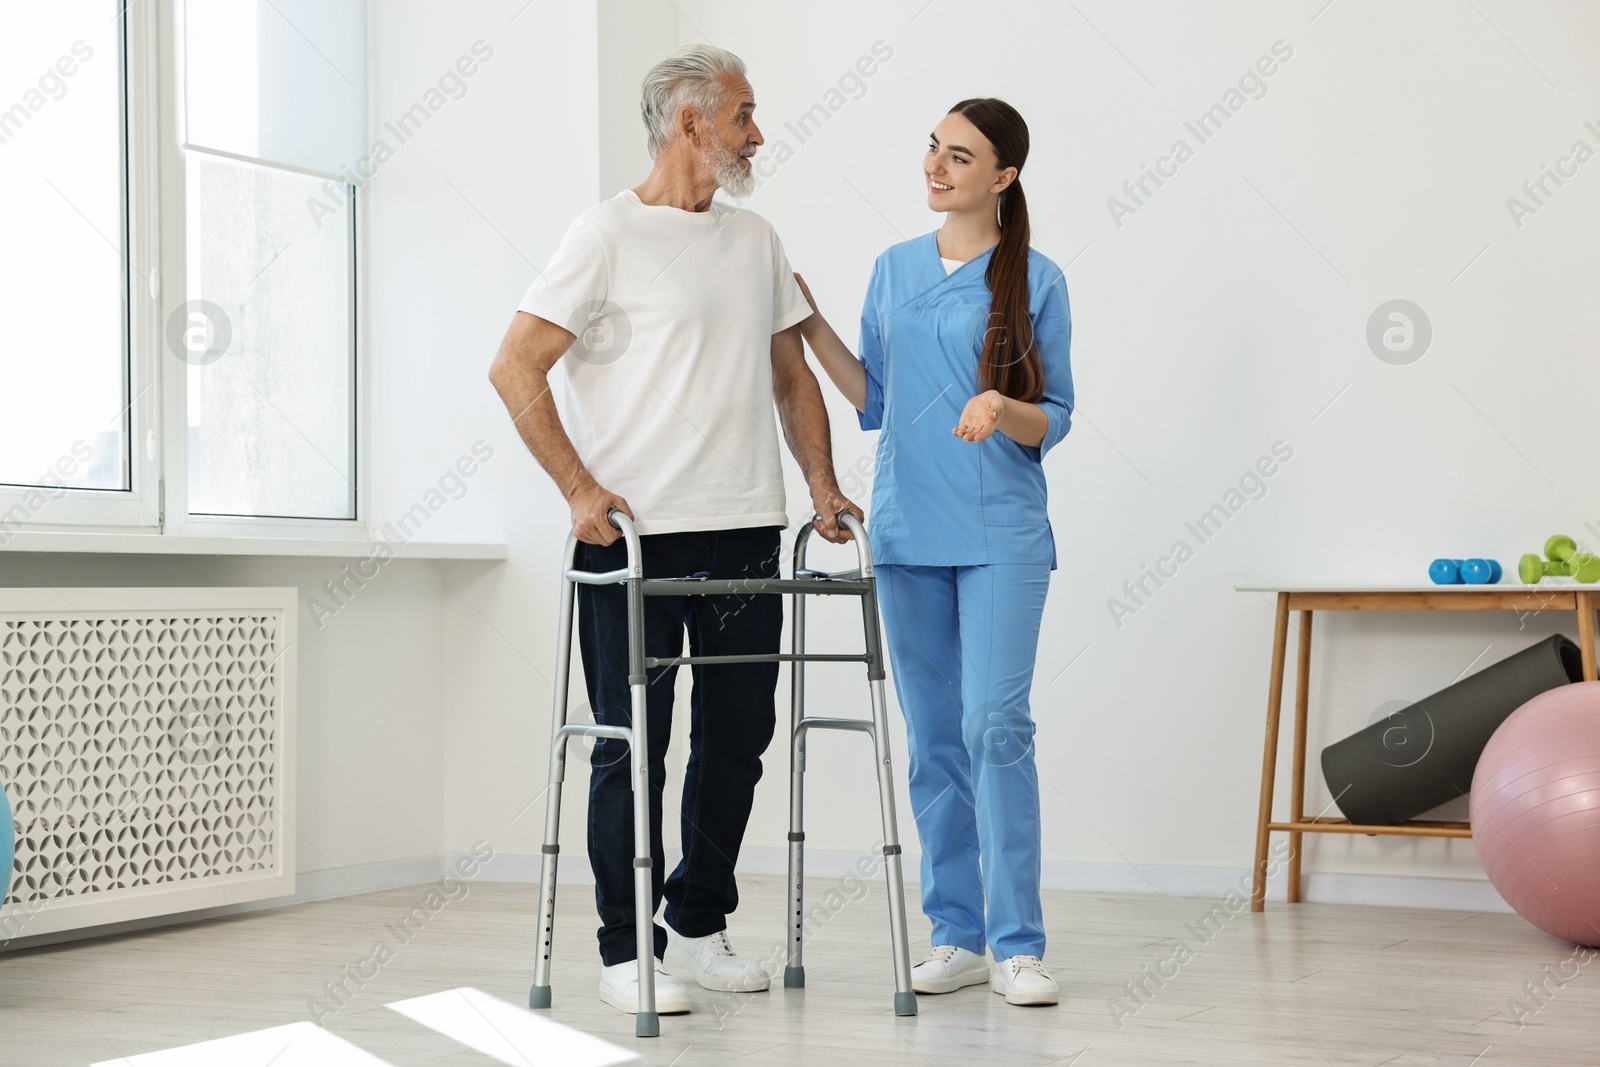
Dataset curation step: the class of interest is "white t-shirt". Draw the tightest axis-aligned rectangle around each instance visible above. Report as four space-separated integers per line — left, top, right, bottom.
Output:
517 189 812 536
941 256 963 274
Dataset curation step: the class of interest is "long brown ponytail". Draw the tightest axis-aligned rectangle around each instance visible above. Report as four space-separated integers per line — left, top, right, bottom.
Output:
949 97 1042 403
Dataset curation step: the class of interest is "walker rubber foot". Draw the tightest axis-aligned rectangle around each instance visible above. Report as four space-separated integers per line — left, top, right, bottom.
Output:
894 991 918 1016
636 1010 660 1038
784 966 805 989
528 984 551 1009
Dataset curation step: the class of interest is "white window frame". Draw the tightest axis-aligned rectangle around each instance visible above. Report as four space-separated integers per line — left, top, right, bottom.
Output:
0 0 371 543
0 1 161 531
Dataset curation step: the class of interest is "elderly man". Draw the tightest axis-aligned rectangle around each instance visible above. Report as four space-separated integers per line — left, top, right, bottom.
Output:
489 44 860 1016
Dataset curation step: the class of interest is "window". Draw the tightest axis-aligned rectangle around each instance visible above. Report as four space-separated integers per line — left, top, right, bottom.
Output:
0 0 366 541
0 6 135 514
179 0 363 524
183 151 356 520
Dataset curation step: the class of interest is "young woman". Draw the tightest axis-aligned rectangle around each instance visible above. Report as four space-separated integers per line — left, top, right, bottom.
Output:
796 98 1073 1006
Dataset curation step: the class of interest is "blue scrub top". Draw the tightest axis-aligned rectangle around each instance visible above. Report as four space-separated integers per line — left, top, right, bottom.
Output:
858 231 1074 569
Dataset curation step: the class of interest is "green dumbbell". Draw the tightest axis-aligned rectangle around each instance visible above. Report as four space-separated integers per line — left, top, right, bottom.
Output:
1546 535 1600 582
1523 535 1600 584
1569 552 1600 583
1520 553 1567 583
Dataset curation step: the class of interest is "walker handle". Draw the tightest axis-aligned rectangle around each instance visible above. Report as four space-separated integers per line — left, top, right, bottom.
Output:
793 511 873 580
560 509 644 585
605 509 644 579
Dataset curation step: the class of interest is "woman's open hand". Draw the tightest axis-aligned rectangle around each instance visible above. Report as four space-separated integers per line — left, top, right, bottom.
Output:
953 390 1006 442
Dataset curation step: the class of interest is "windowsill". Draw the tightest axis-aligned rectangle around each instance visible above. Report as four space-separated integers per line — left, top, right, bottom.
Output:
0 530 507 561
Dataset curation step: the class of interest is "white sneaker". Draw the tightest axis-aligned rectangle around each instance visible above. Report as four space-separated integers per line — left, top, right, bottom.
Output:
666 926 770 992
910 945 990 994
598 958 692 1014
990 954 1059 1005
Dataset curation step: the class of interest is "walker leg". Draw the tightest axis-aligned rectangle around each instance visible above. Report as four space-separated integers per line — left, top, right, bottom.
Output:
627 577 659 1038
785 588 807 990
530 574 578 1010
869 677 916 1016
529 817 560 1009
630 708 658 1036
785 752 807 989
863 587 916 1017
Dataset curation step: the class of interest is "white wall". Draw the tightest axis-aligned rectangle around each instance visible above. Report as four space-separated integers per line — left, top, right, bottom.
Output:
597 0 675 199
363 0 605 869
365 0 1600 909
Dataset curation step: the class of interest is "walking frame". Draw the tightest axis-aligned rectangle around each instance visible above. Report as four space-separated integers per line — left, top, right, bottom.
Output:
528 509 917 1037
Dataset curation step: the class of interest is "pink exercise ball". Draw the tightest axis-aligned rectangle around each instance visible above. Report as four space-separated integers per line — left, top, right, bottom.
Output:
1471 681 1600 946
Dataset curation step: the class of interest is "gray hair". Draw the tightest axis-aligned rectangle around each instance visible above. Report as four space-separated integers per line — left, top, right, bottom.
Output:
640 44 746 159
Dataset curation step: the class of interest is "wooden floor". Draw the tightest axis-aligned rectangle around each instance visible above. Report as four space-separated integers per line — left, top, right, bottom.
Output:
2 874 1597 1066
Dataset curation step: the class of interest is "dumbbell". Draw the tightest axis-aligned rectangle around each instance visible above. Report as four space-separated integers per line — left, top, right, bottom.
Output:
1520 535 1600 584
1520 553 1567 584
1430 558 1502 585
1545 536 1600 582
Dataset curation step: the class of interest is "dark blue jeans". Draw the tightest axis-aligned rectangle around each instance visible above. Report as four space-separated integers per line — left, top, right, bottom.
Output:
575 525 782 965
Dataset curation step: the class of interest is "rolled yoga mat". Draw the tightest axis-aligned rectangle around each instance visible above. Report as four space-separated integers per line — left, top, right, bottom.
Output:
1320 633 1583 826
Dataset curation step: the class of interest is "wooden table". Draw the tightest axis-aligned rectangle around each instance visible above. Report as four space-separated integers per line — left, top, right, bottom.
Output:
1238 583 1599 912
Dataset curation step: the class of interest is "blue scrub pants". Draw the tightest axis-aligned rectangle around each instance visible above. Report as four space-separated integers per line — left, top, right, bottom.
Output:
874 562 1050 961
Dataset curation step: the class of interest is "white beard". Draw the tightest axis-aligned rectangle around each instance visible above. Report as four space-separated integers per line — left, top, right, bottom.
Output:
704 141 756 198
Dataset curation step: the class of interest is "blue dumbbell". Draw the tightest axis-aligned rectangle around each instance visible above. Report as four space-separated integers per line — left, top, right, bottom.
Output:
1429 558 1501 585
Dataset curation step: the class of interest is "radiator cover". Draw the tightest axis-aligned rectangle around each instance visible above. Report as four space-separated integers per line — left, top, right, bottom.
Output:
0 587 297 941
